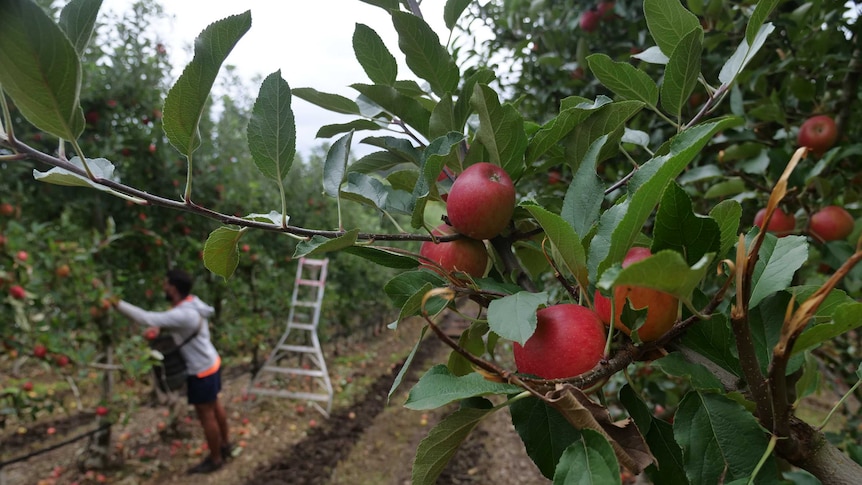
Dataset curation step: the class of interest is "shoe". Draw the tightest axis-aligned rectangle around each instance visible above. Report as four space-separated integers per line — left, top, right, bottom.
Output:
221 442 236 461
187 456 223 474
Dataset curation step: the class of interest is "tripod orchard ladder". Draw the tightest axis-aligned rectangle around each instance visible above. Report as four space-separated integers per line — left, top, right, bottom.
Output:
248 257 333 417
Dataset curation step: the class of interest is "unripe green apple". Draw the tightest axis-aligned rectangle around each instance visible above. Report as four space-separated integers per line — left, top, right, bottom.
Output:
513 304 606 379
446 163 515 240
754 207 795 236
594 247 678 342
419 224 488 278
809 205 854 242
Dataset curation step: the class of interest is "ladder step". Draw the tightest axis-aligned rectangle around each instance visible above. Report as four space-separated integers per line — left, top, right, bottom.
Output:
293 301 320 307
299 258 327 267
288 323 317 331
296 279 324 287
249 388 332 402
277 344 318 353
260 366 326 378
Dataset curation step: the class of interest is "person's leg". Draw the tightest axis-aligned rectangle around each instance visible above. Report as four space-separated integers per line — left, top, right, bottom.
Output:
194 402 223 465
214 398 229 445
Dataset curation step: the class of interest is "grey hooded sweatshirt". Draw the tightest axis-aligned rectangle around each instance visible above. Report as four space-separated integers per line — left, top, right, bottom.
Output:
116 296 219 376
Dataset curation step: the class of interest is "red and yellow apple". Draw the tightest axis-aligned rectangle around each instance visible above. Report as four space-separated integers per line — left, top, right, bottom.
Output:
513 304 606 379
594 247 679 342
446 162 515 240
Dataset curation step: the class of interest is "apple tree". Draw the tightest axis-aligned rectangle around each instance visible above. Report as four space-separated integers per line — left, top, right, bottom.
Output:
1 0 861 484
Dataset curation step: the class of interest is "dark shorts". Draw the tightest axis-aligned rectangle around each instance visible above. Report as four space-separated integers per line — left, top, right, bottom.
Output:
187 368 222 405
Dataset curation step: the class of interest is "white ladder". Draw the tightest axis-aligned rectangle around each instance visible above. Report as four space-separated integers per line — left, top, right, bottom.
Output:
248 257 333 417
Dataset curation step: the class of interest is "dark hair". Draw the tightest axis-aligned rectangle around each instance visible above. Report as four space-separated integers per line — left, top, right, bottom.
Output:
166 268 193 297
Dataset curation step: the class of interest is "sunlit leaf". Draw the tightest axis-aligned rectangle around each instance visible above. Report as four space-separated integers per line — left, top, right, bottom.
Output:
587 54 659 107
58 0 102 56
487 291 550 345
203 227 242 280
248 71 295 185
163 11 251 156
412 407 493 485
643 0 701 56
553 429 622 485
405 365 523 410
391 10 459 97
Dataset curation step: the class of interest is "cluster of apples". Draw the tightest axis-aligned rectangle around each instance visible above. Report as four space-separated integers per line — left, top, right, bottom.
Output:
756 114 856 243
580 1 616 33
419 162 516 279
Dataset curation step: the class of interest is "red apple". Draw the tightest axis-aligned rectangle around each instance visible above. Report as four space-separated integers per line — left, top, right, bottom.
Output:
16 251 28 262
34 344 47 358
241 244 251 253
55 355 69 367
580 8 602 32
797 115 838 156
594 247 679 342
22 381 33 392
809 205 854 242
548 169 562 185
55 264 71 278
0 203 15 216
9 285 26 300
446 162 516 240
419 224 488 278
95 406 109 417
754 207 796 236
513 304 606 379
143 327 159 340
597 1 615 18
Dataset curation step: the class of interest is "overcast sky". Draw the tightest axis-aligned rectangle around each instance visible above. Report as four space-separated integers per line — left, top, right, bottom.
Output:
100 0 463 157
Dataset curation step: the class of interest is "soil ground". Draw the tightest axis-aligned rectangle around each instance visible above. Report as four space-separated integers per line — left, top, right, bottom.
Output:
1 304 549 485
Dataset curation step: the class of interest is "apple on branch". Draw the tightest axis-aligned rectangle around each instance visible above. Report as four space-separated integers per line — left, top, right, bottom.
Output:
419 223 488 278
797 115 838 157
446 162 515 240
513 304 606 379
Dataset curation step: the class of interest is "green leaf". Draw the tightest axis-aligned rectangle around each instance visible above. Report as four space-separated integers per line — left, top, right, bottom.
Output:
660 28 702 120
293 230 359 258
388 326 427 398
525 96 601 165
598 250 713 307
652 182 720 266
793 301 862 355
587 54 659 107
292 87 361 115
163 11 251 156
644 419 689 485
553 429 621 485
674 391 778 484
471 84 528 179
342 246 419 269
203 227 242 280
643 0 701 56
58 0 102 56
511 396 582 479
405 365 523 410
358 0 399 9
412 407 493 485
718 23 775 86
353 23 397 85
349 151 408 174
316 119 382 139
411 132 464 228
588 117 740 282
247 71 295 187
0 0 85 140
708 200 742 258
487 291 550 345
429 94 456 139
523 203 588 290
323 131 354 198
360 136 421 165
749 234 808 308
351 83 431 137
678 314 741 376
563 100 644 173
653 352 724 391
561 134 609 237
746 0 780 45
794 352 821 402
384 270 447 313
444 0 472 30
454 68 495 131
391 10 459 97
33 157 146 203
